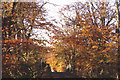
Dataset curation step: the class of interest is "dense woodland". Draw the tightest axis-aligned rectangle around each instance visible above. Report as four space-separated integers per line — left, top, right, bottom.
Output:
2 0 119 78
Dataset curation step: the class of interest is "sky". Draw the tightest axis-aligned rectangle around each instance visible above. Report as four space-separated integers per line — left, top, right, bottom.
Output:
35 0 82 46
44 0 81 18
43 0 115 20
44 0 87 21
34 0 115 46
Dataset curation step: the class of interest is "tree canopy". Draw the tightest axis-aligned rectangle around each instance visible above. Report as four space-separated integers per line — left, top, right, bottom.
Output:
2 0 119 78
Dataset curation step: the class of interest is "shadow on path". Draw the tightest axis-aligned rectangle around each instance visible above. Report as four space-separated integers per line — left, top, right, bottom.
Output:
41 72 79 78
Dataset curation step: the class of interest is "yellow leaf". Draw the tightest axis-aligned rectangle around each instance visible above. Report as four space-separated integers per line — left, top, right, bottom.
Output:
92 46 98 49
102 50 106 53
99 60 103 63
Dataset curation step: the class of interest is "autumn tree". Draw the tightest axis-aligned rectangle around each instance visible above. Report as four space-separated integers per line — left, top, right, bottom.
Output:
115 0 120 79
2 0 119 79
49 1 118 78
2 1 50 78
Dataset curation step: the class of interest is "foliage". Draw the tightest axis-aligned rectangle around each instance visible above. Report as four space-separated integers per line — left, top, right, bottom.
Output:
49 1 118 78
2 0 118 78
2 1 49 78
